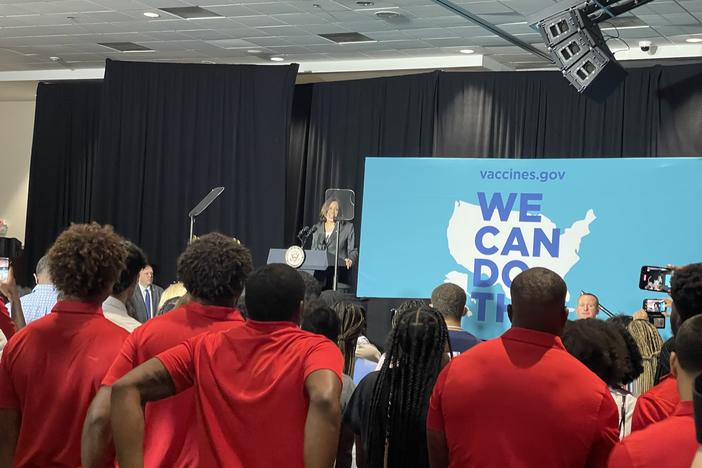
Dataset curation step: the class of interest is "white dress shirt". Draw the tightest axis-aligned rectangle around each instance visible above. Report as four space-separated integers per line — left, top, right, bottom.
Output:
102 296 141 332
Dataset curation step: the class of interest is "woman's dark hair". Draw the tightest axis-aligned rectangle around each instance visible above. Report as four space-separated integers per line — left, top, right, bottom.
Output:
333 301 366 376
607 317 644 385
367 304 449 468
562 319 637 387
319 198 340 222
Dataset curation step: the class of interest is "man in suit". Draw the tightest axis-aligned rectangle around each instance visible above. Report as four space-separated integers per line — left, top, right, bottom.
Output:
127 264 163 323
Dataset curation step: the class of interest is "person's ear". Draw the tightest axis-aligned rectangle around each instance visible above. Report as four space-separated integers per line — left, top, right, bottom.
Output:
671 352 680 379
33 273 38 284
507 304 513 324
462 306 468 318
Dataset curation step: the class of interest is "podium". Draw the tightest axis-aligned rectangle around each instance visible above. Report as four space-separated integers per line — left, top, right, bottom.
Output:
267 249 329 275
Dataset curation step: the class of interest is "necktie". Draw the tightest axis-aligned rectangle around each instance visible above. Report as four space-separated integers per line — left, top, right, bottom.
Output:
145 288 152 320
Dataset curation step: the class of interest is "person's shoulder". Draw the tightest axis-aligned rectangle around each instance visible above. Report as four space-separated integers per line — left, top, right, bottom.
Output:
153 284 164 294
357 370 380 389
553 346 612 386
450 336 497 360
642 375 678 400
91 315 130 338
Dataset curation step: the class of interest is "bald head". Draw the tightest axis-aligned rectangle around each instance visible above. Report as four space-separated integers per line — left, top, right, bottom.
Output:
508 267 568 335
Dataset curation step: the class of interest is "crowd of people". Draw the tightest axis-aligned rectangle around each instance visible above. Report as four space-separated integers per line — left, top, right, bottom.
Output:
0 222 701 467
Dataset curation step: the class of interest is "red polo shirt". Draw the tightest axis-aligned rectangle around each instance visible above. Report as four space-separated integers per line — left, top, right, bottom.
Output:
0 300 127 467
609 401 695 467
631 374 679 432
0 300 14 340
102 301 245 468
428 327 620 468
157 320 344 468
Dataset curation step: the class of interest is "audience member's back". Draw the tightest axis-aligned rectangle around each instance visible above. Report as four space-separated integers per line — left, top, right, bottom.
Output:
428 267 619 468
155 264 343 467
0 223 128 467
98 233 253 467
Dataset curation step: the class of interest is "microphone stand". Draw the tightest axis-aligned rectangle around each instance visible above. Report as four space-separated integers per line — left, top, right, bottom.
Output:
187 187 225 243
580 290 614 318
333 219 340 291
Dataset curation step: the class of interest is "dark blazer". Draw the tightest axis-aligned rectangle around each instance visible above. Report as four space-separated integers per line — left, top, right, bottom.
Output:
127 284 164 323
311 221 358 266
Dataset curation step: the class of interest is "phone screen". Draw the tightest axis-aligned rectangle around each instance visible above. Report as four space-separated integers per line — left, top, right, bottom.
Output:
0 257 8 282
640 266 672 293
643 299 668 314
648 313 666 329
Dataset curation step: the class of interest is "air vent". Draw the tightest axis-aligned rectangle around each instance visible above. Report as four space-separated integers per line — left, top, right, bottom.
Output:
98 42 153 52
159 6 223 19
319 32 376 44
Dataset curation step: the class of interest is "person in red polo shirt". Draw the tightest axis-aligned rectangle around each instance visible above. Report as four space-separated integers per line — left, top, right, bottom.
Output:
81 233 253 468
632 263 702 432
608 314 702 467
427 267 620 468
110 263 344 468
0 223 128 467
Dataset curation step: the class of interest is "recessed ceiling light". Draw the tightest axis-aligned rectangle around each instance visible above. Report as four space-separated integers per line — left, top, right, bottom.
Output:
270 56 284 62
374 10 400 19
247 49 262 54
459 49 475 54
143 11 159 18
686 37 702 43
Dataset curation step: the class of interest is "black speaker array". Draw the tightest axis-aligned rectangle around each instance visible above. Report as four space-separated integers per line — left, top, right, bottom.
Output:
537 7 627 101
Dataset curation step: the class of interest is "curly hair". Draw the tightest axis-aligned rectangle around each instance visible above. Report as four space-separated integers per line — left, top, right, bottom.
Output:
47 223 127 300
177 233 253 304
671 263 702 323
562 319 631 387
606 317 644 385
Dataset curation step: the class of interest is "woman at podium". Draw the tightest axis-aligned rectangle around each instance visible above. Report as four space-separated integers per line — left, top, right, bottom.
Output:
311 198 358 290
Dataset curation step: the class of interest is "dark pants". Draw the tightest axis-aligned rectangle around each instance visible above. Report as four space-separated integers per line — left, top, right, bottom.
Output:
315 266 351 292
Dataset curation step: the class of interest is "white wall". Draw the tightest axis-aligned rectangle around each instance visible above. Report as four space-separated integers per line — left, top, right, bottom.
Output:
0 95 36 244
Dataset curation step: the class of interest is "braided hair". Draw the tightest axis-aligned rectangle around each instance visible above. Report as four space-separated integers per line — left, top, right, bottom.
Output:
366 304 449 468
627 319 664 396
333 301 366 376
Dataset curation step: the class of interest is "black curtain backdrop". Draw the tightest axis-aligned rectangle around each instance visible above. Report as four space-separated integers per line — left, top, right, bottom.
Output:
90 60 298 283
290 72 438 240
23 81 102 284
433 65 702 158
